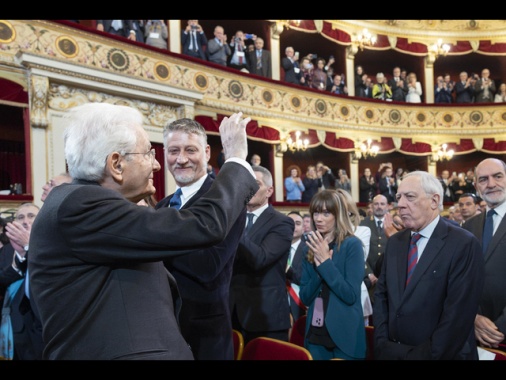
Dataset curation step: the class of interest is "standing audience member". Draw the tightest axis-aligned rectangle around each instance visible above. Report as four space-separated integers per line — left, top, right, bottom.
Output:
302 165 321 204
360 194 389 301
455 71 475 103
181 20 207 61
463 158 506 351
372 72 392 101
474 68 496 103
359 168 377 204
247 37 271 78
144 20 168 50
330 74 348 95
311 58 328 92
378 165 397 203
286 211 307 324
228 30 249 72
494 83 506 103
249 154 261 167
388 66 407 102
458 193 481 224
155 118 246 360
374 171 484 360
451 172 473 200
206 25 231 66
300 190 366 360
282 46 302 85
1 203 42 360
337 189 373 327
284 165 305 202
28 104 258 360
96 20 136 41
316 161 336 190
335 169 351 194
230 165 294 345
434 75 453 103
405 72 423 103
303 213 313 233
439 169 456 204
354 65 365 96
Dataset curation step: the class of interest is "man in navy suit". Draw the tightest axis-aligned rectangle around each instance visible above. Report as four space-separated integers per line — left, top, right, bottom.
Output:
281 46 302 85
181 20 208 61
155 118 246 360
28 104 258 360
230 165 294 344
374 170 484 360
463 158 506 351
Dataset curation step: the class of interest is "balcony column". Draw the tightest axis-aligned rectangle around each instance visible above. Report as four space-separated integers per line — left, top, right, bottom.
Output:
346 45 358 96
270 21 285 81
350 153 360 202
424 54 436 103
168 20 181 54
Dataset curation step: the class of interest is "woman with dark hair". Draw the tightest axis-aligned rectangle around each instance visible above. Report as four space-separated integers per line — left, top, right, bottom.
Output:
300 189 366 360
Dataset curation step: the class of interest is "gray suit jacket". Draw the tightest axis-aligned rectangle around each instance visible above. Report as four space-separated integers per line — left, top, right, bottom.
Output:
28 162 258 360
463 211 506 345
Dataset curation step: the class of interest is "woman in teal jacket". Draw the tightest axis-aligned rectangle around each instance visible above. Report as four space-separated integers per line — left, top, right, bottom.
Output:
300 189 366 360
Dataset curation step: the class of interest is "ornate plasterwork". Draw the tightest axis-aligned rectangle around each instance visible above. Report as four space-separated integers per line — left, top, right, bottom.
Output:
4 20 506 147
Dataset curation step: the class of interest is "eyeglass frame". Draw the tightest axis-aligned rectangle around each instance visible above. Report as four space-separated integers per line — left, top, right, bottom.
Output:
123 148 156 163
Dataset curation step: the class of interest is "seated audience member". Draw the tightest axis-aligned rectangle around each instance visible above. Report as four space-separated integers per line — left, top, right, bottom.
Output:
28 103 259 360
207 25 231 66
144 20 168 50
458 193 480 224
181 20 207 61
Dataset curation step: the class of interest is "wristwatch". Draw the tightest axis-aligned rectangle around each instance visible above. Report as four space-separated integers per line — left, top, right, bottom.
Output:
23 244 29 252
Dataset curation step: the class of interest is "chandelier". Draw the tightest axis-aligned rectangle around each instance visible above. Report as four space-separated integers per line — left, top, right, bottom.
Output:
277 20 301 29
354 139 379 160
432 143 454 161
278 131 309 153
430 38 450 58
353 28 377 51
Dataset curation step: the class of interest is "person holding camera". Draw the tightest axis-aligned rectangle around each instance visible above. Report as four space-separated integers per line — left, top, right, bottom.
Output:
181 20 207 61
475 68 496 103
144 20 168 50
228 30 250 72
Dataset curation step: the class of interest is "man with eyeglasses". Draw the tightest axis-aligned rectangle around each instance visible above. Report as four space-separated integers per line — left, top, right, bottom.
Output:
28 103 259 360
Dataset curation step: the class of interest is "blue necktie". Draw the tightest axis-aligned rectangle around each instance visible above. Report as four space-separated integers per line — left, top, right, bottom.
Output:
406 233 421 287
169 188 182 210
245 213 254 235
482 209 496 254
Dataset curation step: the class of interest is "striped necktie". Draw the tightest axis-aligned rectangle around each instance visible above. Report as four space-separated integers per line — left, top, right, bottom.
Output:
169 188 182 210
406 233 422 286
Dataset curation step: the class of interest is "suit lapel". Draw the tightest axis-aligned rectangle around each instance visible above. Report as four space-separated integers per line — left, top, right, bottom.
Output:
249 205 274 236
486 213 506 260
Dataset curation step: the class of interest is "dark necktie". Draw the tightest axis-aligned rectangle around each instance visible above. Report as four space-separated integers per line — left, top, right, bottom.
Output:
406 233 422 287
169 188 182 210
238 43 243 65
245 213 254 234
257 50 262 70
191 31 198 52
482 209 496 254
377 220 383 235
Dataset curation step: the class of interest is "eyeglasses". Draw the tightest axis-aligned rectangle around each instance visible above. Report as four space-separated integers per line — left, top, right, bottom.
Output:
123 148 156 163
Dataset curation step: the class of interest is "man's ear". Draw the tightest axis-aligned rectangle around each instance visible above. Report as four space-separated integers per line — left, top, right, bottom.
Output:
106 152 124 180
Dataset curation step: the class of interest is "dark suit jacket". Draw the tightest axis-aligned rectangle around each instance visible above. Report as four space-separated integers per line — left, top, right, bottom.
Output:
455 81 475 103
247 49 272 78
463 211 506 346
474 78 496 103
230 205 294 336
359 216 387 278
28 162 258 360
181 30 208 60
286 240 306 322
156 175 246 360
374 218 484 360
378 177 397 203
96 20 133 38
282 57 301 85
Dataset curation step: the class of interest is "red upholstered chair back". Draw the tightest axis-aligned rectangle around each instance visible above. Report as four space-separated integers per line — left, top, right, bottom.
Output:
365 325 375 360
242 337 313 360
289 314 306 347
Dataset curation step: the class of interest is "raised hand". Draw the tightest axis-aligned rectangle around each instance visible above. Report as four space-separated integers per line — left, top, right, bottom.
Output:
219 112 250 161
